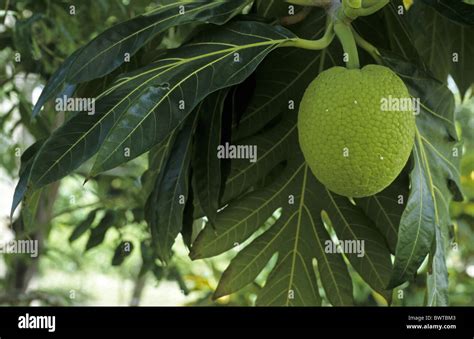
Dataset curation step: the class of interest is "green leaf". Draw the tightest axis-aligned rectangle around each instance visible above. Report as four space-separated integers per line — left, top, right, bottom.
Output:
382 53 463 287
191 153 294 260
405 2 474 96
20 189 43 232
234 9 332 140
192 90 228 223
31 47 83 117
66 0 251 84
385 2 426 67
141 134 175 201
255 0 294 19
388 142 435 288
421 0 474 26
356 172 409 254
426 226 449 306
112 241 134 266
12 14 43 70
145 113 198 262
32 0 250 116
449 26 474 96
89 22 295 175
192 148 392 304
321 184 393 303
215 163 355 306
23 21 296 196
85 210 117 251
10 141 44 217
18 95 50 140
221 116 297 204
69 209 99 242
182 177 196 248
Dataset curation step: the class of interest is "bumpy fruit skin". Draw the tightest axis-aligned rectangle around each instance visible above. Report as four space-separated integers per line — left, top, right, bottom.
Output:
298 65 415 197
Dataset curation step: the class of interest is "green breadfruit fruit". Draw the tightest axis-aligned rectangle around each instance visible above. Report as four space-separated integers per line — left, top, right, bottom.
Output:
298 64 416 197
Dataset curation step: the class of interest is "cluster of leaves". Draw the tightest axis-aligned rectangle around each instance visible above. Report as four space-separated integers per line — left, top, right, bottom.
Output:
10 0 473 305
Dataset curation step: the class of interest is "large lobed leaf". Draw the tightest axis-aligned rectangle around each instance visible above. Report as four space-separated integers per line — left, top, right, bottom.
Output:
14 21 297 215
32 0 251 117
191 146 394 305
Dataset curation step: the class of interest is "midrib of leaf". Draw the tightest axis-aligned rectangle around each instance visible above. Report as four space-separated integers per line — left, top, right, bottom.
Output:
225 211 294 288
32 59 182 185
373 195 398 239
303 203 345 305
100 36 291 101
387 2 413 60
326 188 387 289
199 163 304 252
262 248 298 305
427 225 448 306
150 137 172 170
261 0 274 17
419 134 460 177
91 39 290 173
404 95 454 126
102 42 273 95
31 37 292 186
397 143 424 278
416 128 439 223
67 1 234 81
433 186 449 212
263 242 313 306
420 101 453 126
285 165 308 306
417 132 451 301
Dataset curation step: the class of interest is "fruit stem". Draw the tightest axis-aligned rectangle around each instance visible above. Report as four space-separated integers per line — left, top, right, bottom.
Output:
281 20 335 50
351 27 382 64
334 21 359 69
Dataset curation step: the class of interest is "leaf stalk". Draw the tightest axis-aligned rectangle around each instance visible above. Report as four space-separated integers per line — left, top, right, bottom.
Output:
281 20 335 50
351 27 382 64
